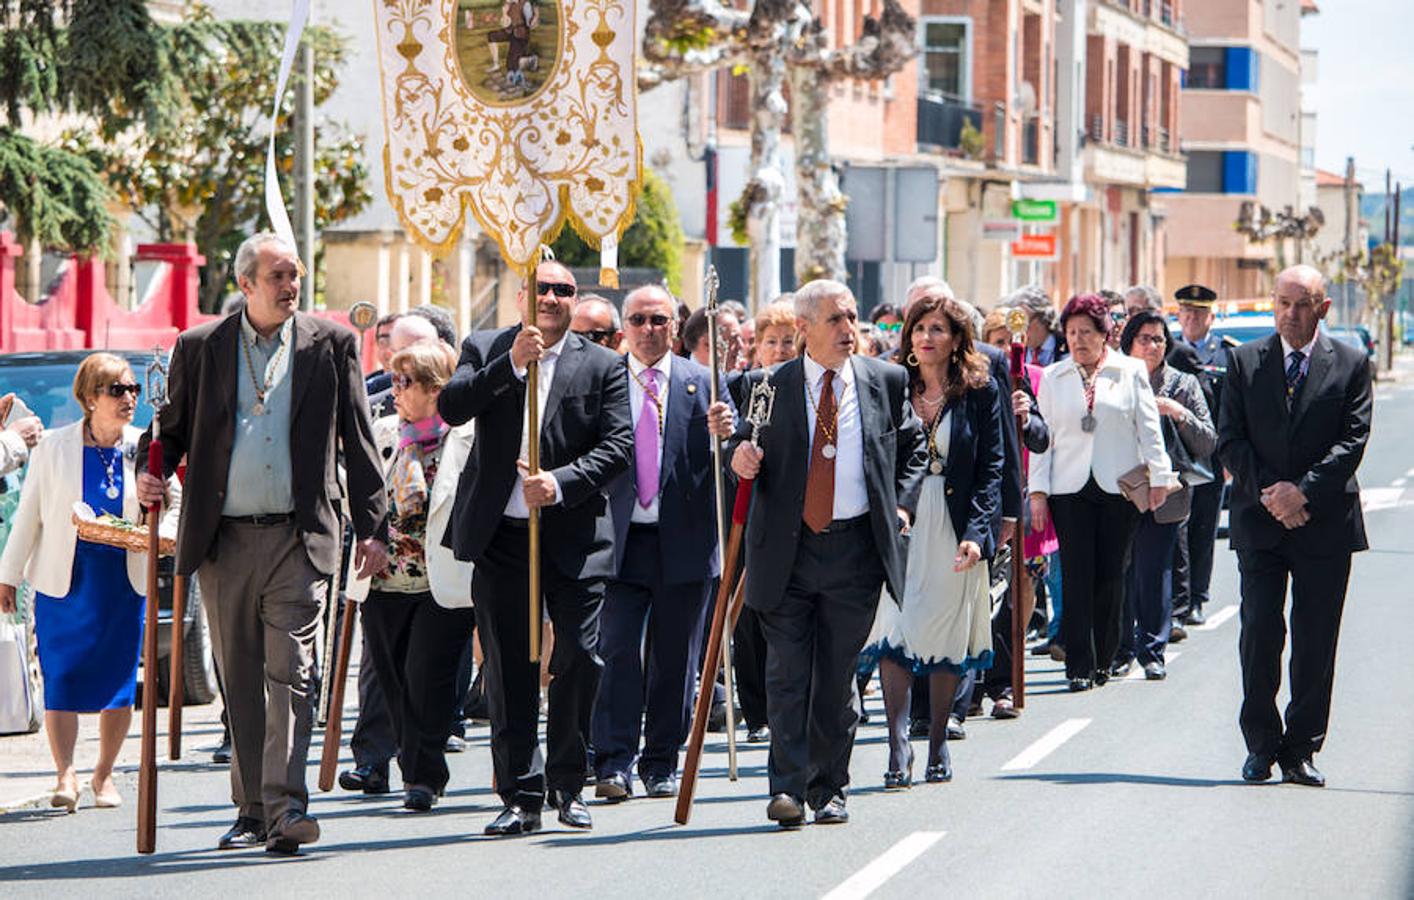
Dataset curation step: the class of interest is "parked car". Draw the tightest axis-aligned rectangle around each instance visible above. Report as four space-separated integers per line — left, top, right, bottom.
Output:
1210 314 1277 346
0 350 217 705
1325 325 1379 382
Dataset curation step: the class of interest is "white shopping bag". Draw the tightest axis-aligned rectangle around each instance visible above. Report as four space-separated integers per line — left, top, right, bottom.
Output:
0 605 41 735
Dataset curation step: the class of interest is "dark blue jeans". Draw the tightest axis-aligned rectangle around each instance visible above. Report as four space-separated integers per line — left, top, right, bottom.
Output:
1120 513 1180 666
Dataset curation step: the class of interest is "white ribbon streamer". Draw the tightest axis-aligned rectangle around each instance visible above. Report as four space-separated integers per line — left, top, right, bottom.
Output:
264 0 311 262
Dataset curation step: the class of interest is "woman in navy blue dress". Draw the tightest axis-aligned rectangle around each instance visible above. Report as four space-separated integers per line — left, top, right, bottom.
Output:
0 353 179 812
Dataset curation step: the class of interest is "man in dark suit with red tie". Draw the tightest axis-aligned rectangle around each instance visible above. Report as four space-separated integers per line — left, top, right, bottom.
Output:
1219 265 1373 788
731 280 926 828
591 285 736 802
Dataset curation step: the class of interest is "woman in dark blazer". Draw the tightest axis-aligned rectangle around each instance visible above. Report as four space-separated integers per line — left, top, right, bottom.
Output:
876 289 1004 787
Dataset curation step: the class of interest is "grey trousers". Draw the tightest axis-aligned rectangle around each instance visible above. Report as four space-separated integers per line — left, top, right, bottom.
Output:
197 520 324 826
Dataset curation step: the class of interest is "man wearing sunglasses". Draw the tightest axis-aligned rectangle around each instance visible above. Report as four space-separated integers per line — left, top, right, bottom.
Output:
591 285 735 803
137 232 389 855
438 259 633 836
571 293 623 350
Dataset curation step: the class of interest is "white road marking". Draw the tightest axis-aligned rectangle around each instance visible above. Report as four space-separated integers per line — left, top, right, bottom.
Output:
1405 467 1414 478
1000 718 1092 771
1393 478 1408 488
1193 604 1239 631
1123 650 1181 681
822 831 946 900
1362 488 1414 513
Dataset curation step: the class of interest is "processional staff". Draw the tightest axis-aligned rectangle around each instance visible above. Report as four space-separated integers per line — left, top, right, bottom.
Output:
137 351 169 854
1006 307 1034 709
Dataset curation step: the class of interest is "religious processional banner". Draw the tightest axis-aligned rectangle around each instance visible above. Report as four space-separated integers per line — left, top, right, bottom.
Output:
372 0 641 270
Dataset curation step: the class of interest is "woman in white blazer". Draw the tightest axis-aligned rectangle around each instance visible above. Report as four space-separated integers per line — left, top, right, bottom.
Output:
1028 295 1177 692
358 341 475 812
0 353 180 811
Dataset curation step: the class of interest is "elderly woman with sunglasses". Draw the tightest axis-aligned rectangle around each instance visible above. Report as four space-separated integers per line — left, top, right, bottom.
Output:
361 340 476 812
0 353 181 812
1110 309 1216 681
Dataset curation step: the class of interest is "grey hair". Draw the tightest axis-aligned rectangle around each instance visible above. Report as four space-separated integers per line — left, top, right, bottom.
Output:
905 275 954 310
1275 264 1326 300
719 299 748 322
793 279 853 321
234 231 298 283
948 298 986 340
1006 284 1056 328
1123 284 1164 310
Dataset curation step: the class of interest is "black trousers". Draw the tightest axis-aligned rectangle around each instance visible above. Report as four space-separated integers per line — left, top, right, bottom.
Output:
1048 478 1140 680
1120 513 1180 666
361 589 475 793
591 525 712 780
756 518 884 808
1237 545 1351 763
349 629 398 775
733 607 770 729
1173 479 1223 618
473 519 604 809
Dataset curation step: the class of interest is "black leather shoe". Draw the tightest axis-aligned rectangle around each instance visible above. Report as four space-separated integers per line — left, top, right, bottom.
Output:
549 790 593 829
1109 658 1134 679
1281 758 1325 787
217 817 266 849
766 793 806 828
747 724 770 743
1068 677 1092 692
1184 607 1206 626
265 812 320 855
484 805 541 836
338 765 390 795
1093 670 1110 687
707 701 727 733
642 774 677 799
1143 661 1166 681
814 797 849 825
1029 641 1053 657
908 718 930 739
1242 753 1275 783
404 787 437 811
595 772 632 803
211 734 232 765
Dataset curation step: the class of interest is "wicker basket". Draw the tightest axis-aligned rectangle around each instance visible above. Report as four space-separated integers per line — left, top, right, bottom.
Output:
72 512 176 557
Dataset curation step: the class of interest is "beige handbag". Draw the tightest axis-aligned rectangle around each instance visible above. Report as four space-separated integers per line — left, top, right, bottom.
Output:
1116 463 1152 513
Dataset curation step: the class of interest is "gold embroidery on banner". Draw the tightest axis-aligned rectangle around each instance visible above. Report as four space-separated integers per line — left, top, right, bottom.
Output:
373 0 641 266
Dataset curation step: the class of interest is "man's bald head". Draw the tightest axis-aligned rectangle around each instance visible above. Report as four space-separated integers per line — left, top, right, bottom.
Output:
1275 264 1326 300
1273 264 1331 348
389 313 439 353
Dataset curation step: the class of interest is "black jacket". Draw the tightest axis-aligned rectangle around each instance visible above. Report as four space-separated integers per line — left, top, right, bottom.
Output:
438 326 633 579
1218 332 1372 555
934 379 1006 560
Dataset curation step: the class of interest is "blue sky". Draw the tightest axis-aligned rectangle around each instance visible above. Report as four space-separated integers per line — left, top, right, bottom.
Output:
1307 0 1414 191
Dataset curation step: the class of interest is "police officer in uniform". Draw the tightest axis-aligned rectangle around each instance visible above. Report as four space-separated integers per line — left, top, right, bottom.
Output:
1171 284 1239 625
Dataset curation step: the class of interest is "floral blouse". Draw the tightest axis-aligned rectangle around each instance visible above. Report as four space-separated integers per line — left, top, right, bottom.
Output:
373 444 442 594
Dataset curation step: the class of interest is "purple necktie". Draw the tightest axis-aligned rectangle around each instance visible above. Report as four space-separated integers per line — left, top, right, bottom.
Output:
635 368 661 508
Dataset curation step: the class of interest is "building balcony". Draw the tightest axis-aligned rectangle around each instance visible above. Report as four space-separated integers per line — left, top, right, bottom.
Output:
1083 138 1186 190
916 94 984 155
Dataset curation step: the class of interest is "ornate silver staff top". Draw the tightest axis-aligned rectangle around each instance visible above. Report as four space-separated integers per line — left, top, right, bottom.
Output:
745 375 776 448
145 347 170 441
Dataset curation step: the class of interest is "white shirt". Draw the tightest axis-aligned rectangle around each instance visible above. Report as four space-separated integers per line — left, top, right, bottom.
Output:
505 331 569 518
1280 333 1318 383
1028 350 1178 497
627 351 671 524
802 353 869 520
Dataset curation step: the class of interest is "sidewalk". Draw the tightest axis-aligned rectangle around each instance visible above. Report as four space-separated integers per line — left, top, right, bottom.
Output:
0 688 229 813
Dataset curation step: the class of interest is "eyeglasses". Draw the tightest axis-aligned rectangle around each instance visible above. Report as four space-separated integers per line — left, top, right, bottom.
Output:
575 328 617 345
1110 311 1128 324
537 281 577 298
626 313 671 328
1133 334 1167 347
106 382 142 398
874 322 902 333
390 373 418 392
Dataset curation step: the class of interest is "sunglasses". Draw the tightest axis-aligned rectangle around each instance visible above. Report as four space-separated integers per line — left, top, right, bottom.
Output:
106 382 142 399
626 313 671 328
537 281 577 298
874 322 902 333
390 373 419 392
575 328 617 345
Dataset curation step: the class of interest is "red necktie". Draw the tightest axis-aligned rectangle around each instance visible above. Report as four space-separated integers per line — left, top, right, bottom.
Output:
803 369 837 533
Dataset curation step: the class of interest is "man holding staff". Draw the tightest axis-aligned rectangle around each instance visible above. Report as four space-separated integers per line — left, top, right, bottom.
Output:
137 232 388 854
438 260 633 836
730 280 926 828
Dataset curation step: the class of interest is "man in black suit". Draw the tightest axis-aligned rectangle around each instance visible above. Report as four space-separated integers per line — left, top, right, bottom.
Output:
731 279 926 828
1218 265 1372 788
591 285 735 802
438 260 633 834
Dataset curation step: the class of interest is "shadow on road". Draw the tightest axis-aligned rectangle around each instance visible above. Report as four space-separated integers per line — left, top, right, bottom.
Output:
996 772 1246 788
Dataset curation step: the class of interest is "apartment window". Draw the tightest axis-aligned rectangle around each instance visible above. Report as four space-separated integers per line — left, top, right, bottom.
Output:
1188 47 1225 89
920 18 970 101
1187 150 1259 194
1187 151 1225 192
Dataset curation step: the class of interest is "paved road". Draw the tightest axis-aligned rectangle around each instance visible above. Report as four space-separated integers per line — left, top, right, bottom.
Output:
3 370 1413 898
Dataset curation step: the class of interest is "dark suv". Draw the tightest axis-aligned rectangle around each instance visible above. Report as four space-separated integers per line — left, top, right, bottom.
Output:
0 350 217 706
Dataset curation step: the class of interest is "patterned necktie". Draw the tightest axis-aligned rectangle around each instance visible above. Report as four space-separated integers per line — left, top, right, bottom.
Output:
634 367 661 508
1285 349 1306 405
802 369 837 533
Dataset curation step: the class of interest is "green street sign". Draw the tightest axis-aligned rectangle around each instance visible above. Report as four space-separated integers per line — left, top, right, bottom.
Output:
1012 199 1058 223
